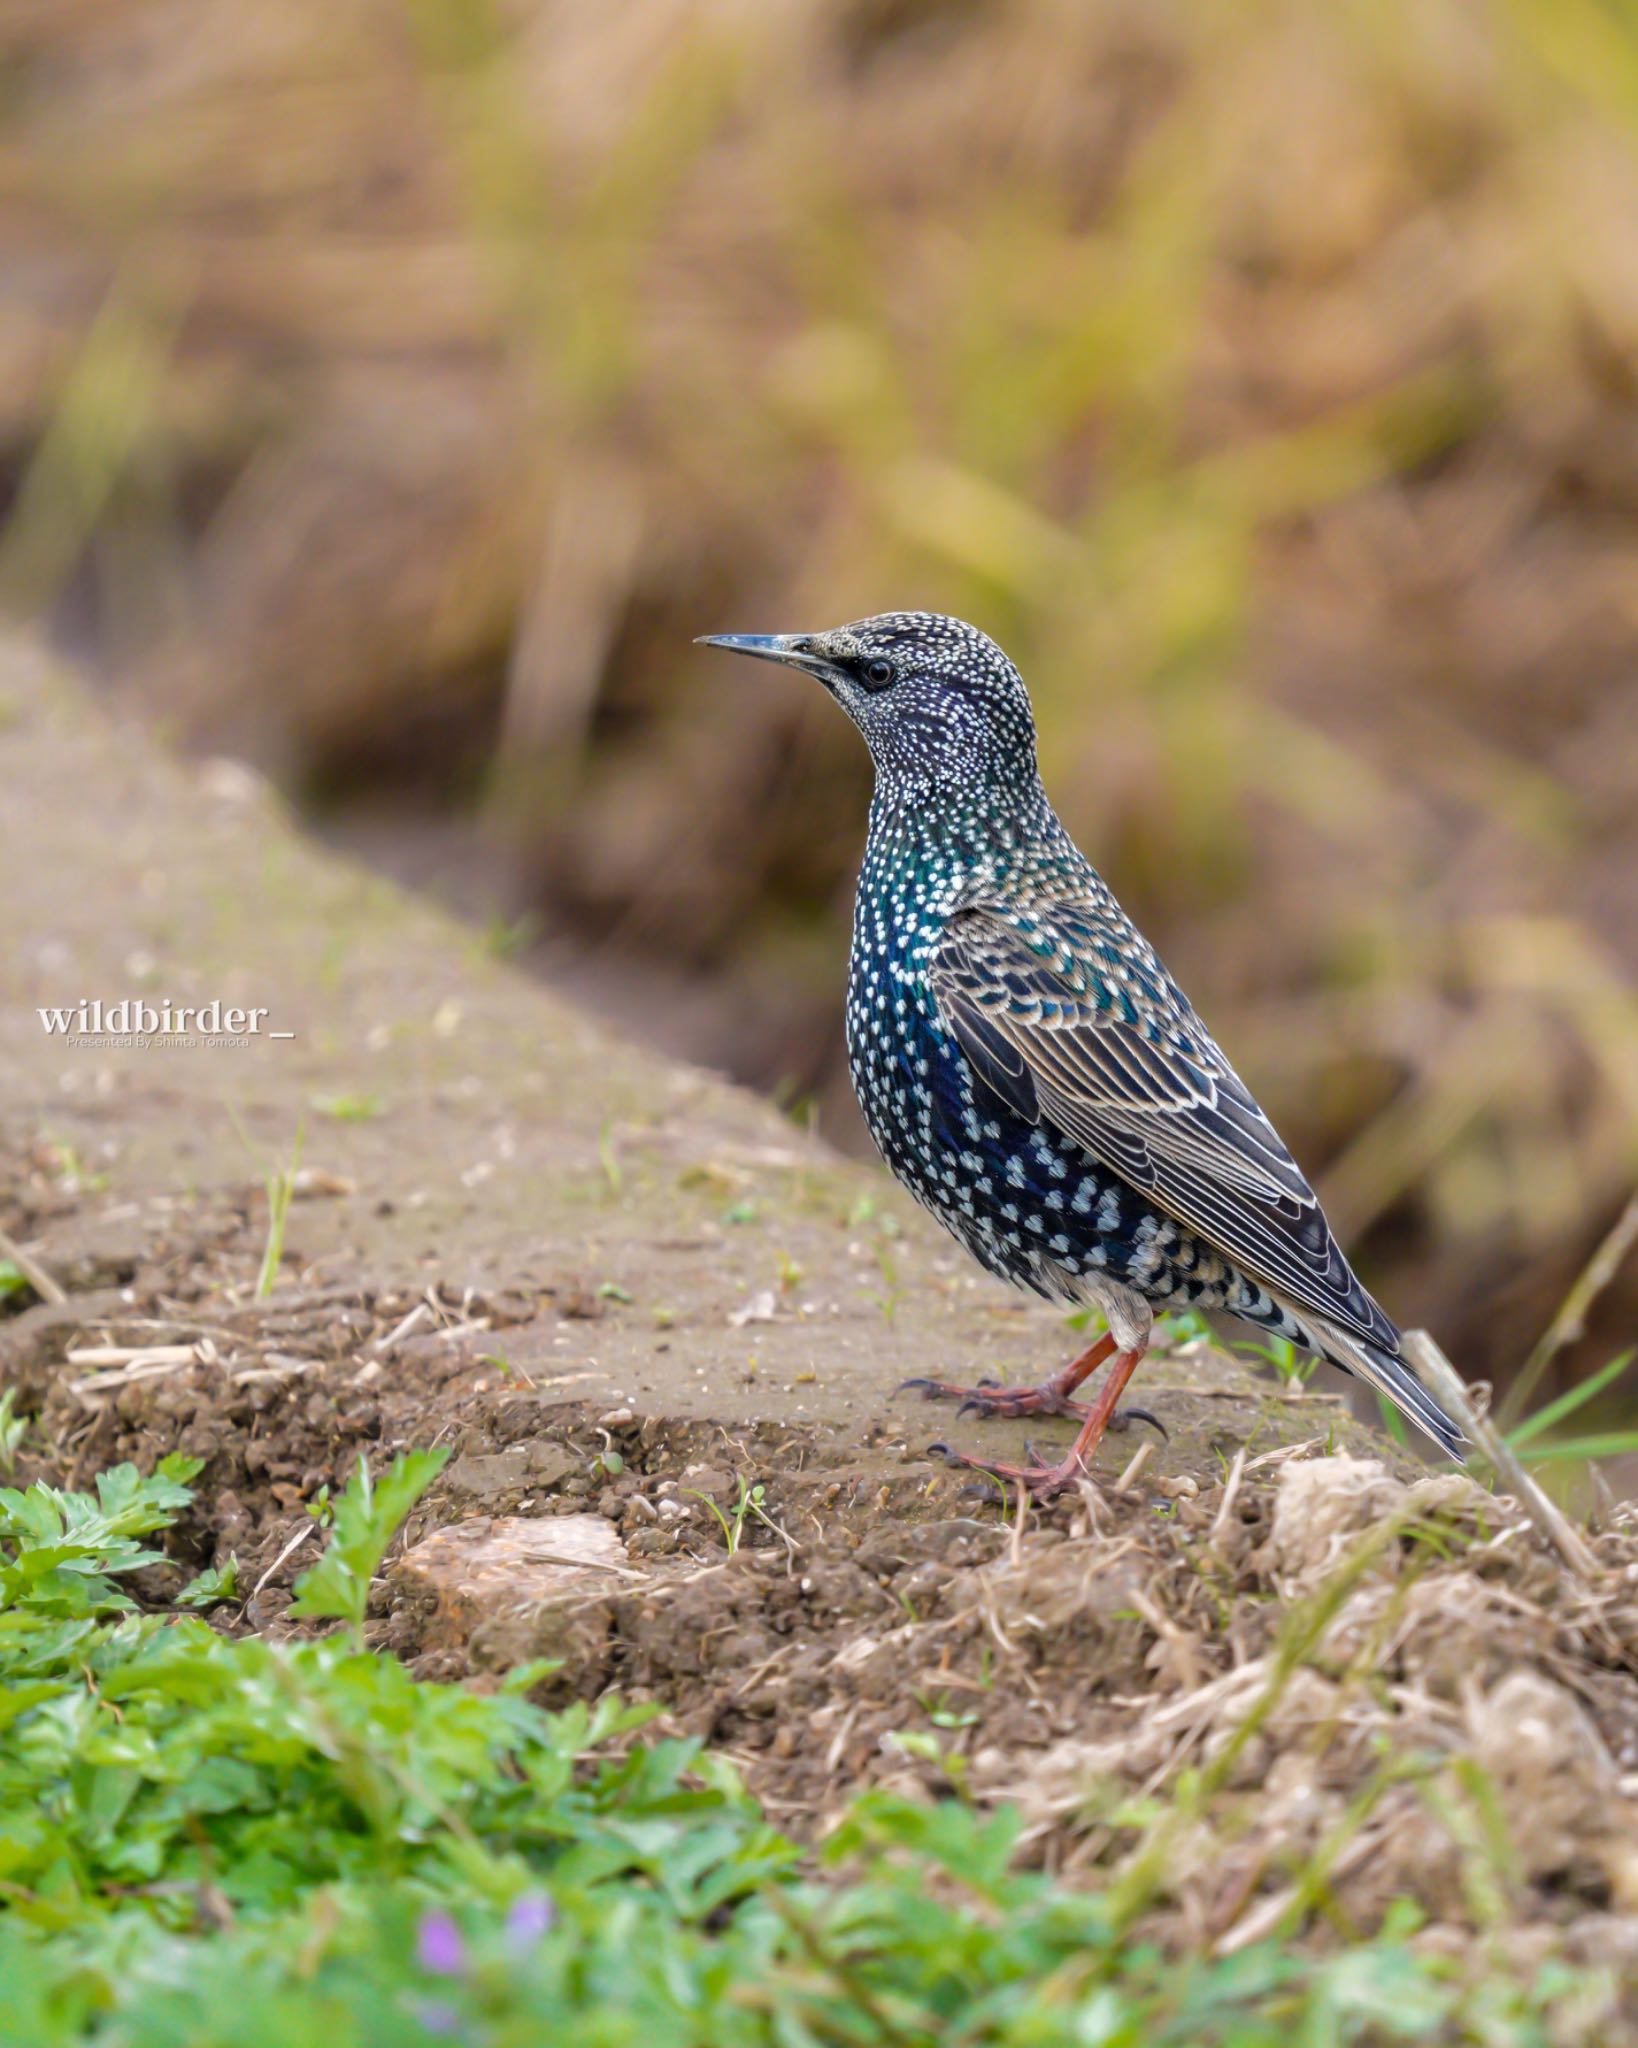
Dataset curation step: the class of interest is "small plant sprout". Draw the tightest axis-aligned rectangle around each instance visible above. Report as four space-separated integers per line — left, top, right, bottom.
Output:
310 1092 383 1123
480 909 542 960
228 1108 307 1302
177 1557 240 1608
1236 1330 1317 1387
915 1689 980 1731
1375 1393 1411 1448
685 1474 793 1561
884 1728 972 1791
1155 1307 1212 1350
289 1448 449 1647
256 1121 304 1300
47 1137 108 1194
0 1388 29 1475
597 1117 622 1194
870 1242 906 1324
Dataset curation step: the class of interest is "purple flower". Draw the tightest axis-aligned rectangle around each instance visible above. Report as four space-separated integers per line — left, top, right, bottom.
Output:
417 1911 467 1977
414 1999 462 2037
505 1892 556 1953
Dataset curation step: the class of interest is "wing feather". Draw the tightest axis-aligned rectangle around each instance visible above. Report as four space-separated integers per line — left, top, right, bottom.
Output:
932 905 1396 1351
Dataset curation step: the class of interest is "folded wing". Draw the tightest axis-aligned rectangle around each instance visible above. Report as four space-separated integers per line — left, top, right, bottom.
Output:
930 903 1398 1354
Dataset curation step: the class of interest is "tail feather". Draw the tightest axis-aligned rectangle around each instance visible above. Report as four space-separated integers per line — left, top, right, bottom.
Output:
1296 1309 1468 1464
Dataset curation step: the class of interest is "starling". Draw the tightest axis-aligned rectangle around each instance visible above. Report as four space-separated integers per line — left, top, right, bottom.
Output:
700 614 1465 1492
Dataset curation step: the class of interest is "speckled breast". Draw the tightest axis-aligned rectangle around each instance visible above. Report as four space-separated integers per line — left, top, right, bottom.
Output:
842 861 1238 1317
844 894 1083 1296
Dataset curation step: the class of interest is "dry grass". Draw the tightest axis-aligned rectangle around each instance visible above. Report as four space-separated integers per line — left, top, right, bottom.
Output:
689 1442 1638 2019
3 0 1638 1395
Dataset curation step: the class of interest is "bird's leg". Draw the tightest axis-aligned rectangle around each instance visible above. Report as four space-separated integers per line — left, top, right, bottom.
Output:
901 1331 1117 1419
932 1342 1149 1499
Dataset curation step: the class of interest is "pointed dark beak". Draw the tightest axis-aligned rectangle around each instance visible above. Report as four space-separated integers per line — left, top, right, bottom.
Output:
695 633 843 686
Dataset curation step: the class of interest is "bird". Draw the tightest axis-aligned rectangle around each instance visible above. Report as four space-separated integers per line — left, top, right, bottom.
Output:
699 613 1466 1494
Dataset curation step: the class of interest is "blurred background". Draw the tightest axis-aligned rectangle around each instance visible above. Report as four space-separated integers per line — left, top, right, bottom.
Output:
3 0 1637 1414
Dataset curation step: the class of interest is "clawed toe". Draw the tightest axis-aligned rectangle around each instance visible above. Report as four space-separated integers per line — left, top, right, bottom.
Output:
905 1378 1087 1420
928 1439 1090 1501
901 1375 1004 1405
1107 1404 1168 1441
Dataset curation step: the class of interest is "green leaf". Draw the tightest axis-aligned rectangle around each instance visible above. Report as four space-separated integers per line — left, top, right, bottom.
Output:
1515 1431 1638 1465
177 1557 240 1609
288 1448 450 1637
1506 1347 1635 1448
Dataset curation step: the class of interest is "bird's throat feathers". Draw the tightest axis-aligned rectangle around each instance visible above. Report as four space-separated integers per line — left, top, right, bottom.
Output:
859 695 1044 813
859 775 1082 998
866 770 1064 885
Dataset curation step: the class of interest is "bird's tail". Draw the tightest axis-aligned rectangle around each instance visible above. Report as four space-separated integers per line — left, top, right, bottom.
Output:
1299 1310 1468 1464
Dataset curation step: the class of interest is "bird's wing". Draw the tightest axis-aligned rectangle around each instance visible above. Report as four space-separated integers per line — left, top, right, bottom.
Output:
930 902 1397 1351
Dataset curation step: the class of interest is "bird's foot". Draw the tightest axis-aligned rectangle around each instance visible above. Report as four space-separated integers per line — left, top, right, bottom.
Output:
900 1331 1119 1422
929 1437 1093 1501
899 1373 1088 1420
928 1402 1167 1499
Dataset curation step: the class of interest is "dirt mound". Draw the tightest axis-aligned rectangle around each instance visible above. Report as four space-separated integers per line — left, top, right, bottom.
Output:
12 1228 1638 1986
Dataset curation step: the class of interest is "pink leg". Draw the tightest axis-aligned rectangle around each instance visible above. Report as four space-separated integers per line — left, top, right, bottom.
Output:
933 1343 1150 1499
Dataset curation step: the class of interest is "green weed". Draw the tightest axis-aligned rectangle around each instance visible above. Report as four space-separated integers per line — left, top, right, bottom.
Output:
0 1389 28 1475
1505 1347 1638 1473
176 1556 240 1609
288 1448 450 1646
480 909 542 960
685 1474 783 1558
0 1449 1615 2045
227 1111 308 1303
310 1092 383 1123
597 1118 623 1195
1236 1331 1318 1388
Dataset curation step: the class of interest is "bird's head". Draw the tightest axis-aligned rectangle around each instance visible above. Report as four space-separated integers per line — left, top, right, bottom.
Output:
698 612 1039 798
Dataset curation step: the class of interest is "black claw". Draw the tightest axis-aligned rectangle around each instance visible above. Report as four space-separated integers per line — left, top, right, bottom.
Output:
958 1477 1006 1502
1022 1437 1044 1466
1110 1404 1169 1442
975 1378 1000 1389
927 1441 953 1460
956 1397 987 1420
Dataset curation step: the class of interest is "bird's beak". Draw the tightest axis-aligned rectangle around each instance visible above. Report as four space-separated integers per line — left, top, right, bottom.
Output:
695 633 844 688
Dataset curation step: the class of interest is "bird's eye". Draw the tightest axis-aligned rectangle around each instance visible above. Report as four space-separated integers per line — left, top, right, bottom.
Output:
862 657 895 690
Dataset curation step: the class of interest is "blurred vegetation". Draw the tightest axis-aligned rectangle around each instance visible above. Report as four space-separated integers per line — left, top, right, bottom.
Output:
3 0 1637 1398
